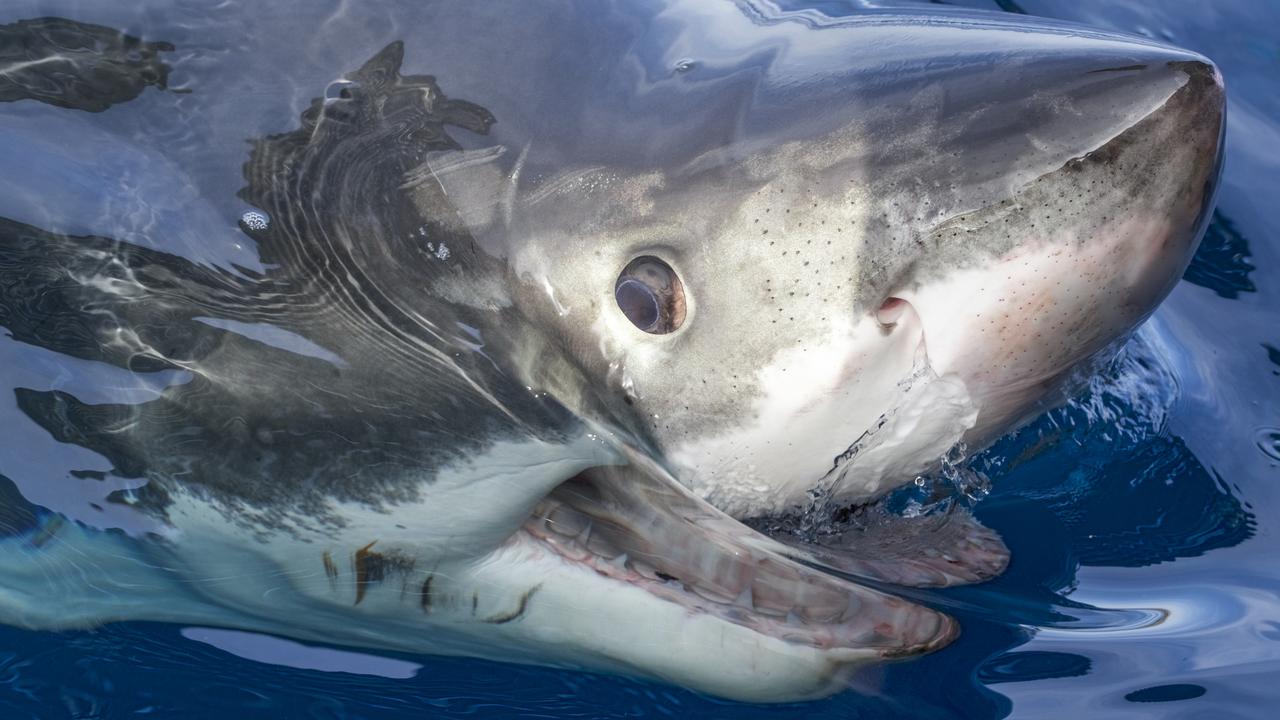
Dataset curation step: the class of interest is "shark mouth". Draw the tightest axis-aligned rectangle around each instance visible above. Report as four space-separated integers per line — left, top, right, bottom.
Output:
519 450 957 656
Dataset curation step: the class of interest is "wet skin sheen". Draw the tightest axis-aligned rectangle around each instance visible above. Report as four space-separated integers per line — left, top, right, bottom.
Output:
0 1 1224 703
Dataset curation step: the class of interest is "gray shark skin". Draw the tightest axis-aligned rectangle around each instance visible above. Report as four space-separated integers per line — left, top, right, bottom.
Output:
0 1 1222 703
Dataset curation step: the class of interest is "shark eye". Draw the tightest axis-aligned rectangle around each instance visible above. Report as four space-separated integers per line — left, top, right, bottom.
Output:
615 256 686 334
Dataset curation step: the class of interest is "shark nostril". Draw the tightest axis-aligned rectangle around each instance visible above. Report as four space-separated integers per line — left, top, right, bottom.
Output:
875 297 910 328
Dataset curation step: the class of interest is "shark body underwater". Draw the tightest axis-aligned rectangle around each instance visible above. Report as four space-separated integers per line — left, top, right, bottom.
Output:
0 0 1223 703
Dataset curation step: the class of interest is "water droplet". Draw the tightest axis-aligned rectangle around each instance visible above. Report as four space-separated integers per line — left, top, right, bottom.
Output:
324 79 359 102
1255 427 1280 461
673 59 697 74
240 210 269 231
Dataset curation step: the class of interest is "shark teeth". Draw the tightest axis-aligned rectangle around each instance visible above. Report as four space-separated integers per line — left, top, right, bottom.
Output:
519 467 956 656
528 514 882 649
691 585 736 604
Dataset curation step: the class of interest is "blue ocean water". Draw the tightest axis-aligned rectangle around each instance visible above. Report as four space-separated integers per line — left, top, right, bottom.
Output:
0 1 1276 718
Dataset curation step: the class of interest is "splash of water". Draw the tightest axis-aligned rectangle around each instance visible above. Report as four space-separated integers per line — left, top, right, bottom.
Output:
755 343 988 543
761 331 1172 545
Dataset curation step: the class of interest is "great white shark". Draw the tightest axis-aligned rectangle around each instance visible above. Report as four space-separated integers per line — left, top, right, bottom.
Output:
0 1 1222 703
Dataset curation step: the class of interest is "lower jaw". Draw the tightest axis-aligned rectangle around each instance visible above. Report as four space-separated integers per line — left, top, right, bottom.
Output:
469 544 888 702
515 466 957 656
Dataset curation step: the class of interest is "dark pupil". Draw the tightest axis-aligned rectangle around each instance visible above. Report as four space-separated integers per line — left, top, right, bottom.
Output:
615 279 660 331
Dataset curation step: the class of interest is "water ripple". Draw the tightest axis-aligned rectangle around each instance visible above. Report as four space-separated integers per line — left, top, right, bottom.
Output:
1254 427 1280 461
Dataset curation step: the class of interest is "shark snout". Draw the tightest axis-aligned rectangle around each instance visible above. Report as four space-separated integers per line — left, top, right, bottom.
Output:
893 54 1225 445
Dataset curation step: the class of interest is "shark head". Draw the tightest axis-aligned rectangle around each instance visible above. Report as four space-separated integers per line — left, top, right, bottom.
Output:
1 23 956 703
0 3 1223 704
501 3 1225 518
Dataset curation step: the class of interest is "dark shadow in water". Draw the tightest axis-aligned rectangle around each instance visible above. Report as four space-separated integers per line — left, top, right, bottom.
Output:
1182 211 1257 299
0 17 176 112
978 650 1091 684
993 431 1254 567
1124 683 1207 703
1264 343 1280 376
972 338 1257 573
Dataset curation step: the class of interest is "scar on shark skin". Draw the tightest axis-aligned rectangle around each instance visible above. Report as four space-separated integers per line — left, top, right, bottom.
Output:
484 584 542 625
420 574 434 613
354 541 381 605
322 550 339 584
27 515 65 549
352 540 417 605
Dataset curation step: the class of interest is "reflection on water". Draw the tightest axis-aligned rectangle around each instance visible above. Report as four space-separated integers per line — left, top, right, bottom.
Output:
1183 211 1257 299
977 337 1255 569
0 2 1276 719
0 17 176 112
1255 428 1280 462
180 628 423 679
